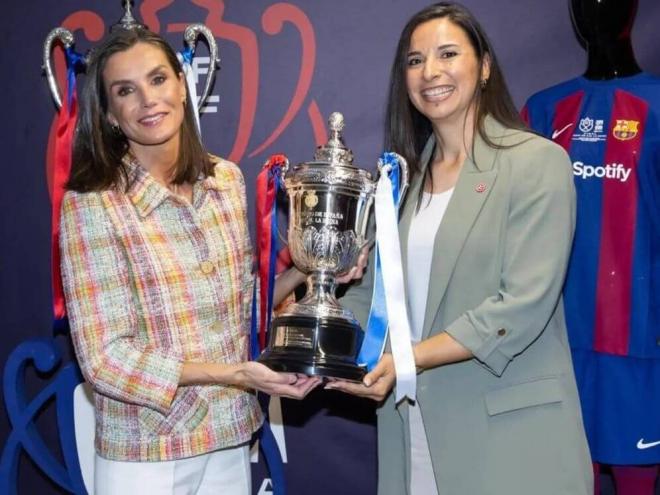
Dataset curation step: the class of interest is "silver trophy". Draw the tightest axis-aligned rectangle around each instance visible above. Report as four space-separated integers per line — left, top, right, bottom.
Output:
42 0 220 112
258 112 408 381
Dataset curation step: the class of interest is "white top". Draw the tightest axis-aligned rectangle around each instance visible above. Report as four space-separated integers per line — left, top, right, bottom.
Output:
406 189 454 342
406 188 453 495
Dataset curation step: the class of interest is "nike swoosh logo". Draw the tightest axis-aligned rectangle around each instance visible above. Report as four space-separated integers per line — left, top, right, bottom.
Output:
637 438 660 450
551 123 573 140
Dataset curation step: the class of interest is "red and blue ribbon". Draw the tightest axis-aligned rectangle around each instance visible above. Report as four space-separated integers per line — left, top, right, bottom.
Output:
251 154 288 495
52 47 84 323
253 154 287 354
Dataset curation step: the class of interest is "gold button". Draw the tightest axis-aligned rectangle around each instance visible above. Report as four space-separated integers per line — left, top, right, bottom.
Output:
497 328 506 337
200 260 215 274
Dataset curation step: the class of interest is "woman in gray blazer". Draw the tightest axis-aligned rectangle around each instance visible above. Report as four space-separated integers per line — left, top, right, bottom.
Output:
326 3 593 494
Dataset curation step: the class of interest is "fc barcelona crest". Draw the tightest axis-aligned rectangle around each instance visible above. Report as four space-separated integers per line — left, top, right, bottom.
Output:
612 119 640 141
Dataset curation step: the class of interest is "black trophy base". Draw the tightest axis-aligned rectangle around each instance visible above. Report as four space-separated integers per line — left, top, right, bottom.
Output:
258 314 366 382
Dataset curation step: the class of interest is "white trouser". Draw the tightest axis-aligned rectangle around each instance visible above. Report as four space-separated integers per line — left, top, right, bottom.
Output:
94 443 251 495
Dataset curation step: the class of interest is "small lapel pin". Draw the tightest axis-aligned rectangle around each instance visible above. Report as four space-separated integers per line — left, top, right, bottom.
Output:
475 182 487 193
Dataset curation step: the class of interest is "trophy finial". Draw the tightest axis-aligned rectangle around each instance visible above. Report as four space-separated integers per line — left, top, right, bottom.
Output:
326 112 347 150
314 111 354 165
111 0 147 32
328 112 344 134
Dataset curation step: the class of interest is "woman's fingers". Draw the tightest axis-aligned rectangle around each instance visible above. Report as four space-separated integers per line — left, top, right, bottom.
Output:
296 376 323 396
270 377 322 399
325 354 395 401
325 376 392 401
336 246 369 284
363 361 387 387
263 372 322 399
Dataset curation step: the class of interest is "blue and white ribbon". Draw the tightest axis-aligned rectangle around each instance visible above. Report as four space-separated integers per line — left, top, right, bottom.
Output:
178 47 201 135
359 152 416 402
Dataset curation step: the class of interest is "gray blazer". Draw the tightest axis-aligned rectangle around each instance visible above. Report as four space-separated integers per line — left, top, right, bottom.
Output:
342 117 593 495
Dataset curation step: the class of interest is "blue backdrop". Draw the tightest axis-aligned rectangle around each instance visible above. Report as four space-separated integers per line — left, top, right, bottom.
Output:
1 1 659 493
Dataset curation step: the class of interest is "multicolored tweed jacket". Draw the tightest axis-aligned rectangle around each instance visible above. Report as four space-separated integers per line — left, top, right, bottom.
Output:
60 156 262 461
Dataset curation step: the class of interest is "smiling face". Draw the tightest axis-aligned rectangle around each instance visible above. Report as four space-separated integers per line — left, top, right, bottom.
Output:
405 17 489 130
103 42 187 158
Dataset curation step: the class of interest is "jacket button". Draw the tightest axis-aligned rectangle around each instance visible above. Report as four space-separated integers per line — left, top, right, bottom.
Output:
497 328 506 337
200 260 215 274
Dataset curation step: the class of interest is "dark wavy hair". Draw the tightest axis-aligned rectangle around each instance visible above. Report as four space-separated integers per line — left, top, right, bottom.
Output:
385 2 526 179
67 28 212 192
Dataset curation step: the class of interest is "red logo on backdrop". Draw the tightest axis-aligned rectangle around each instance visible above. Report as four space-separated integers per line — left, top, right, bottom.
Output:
45 0 327 200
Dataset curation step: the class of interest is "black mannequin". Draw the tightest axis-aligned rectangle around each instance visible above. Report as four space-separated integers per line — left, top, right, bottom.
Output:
570 0 642 80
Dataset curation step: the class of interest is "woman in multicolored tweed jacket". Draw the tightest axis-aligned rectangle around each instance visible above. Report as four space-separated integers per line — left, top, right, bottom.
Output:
59 27 319 495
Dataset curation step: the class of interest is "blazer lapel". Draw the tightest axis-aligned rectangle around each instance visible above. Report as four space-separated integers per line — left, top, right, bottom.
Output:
399 137 435 292
419 119 505 339
421 166 497 338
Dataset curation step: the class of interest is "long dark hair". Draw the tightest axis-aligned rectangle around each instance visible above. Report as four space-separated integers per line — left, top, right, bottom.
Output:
385 2 526 179
67 28 212 192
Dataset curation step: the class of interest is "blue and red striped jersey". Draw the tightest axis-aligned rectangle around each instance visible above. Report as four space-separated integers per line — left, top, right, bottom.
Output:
523 73 660 359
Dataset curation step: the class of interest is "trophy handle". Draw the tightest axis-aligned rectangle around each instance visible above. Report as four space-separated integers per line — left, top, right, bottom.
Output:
183 24 220 111
381 151 409 204
42 27 75 110
368 152 409 248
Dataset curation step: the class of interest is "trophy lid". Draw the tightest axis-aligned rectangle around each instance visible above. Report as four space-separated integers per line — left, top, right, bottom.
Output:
111 0 148 32
285 111 373 191
313 112 355 168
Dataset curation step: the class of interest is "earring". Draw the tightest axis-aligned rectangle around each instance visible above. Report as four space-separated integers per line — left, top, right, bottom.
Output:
110 123 122 136
480 79 488 90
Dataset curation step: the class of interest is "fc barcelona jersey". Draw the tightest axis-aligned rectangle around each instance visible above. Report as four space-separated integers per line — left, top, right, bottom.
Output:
523 73 660 360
